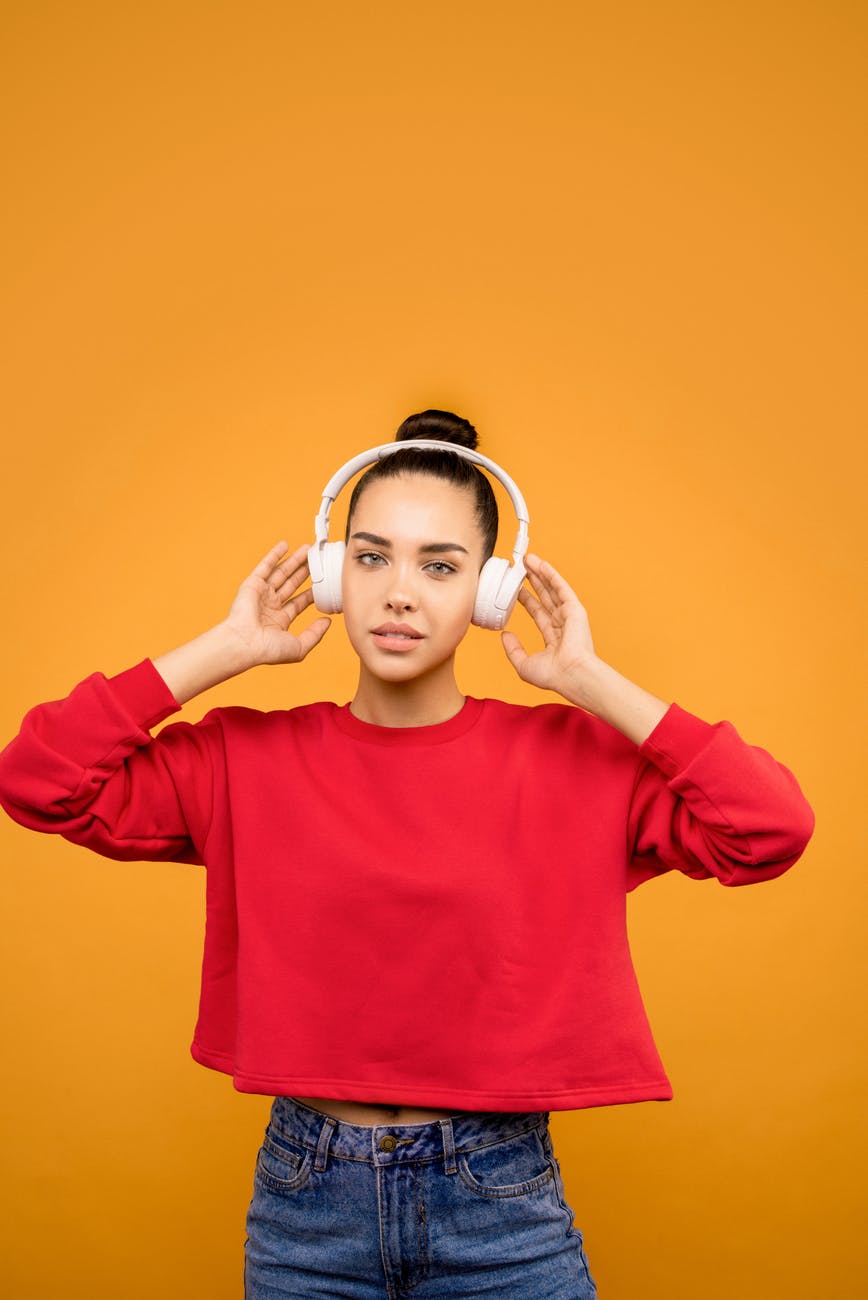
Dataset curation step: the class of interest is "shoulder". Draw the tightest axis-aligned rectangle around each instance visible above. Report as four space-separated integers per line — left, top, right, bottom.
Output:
476 697 638 759
198 699 341 738
166 701 344 770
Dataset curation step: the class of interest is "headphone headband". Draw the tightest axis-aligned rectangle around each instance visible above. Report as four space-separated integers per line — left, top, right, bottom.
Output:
314 439 530 566
309 438 530 629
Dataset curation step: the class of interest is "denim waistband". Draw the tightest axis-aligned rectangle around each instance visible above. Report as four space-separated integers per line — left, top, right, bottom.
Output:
268 1096 551 1171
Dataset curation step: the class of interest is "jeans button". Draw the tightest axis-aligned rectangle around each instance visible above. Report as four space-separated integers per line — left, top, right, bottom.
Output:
379 1135 398 1151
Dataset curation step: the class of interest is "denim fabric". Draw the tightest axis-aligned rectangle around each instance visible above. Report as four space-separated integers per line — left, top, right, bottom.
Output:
244 1096 597 1299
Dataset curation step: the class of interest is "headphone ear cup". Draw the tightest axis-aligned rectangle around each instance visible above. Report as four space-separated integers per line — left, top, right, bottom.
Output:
472 557 511 630
313 540 346 614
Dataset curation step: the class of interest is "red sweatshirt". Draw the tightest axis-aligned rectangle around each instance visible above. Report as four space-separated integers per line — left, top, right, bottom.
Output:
0 660 814 1111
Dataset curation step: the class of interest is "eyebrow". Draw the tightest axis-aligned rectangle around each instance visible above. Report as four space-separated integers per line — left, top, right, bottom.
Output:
350 531 470 556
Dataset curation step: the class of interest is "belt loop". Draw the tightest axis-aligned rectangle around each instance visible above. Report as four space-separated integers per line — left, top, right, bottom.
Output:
314 1115 337 1171
439 1117 457 1174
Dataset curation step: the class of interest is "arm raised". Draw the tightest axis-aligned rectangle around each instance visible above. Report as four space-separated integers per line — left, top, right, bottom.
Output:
0 541 331 858
154 541 331 705
501 553 668 744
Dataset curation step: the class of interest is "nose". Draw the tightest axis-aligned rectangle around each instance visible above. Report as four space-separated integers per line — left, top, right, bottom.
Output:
385 566 418 613
386 588 416 613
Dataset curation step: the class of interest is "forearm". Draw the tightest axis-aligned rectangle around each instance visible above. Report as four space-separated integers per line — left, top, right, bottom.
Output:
558 656 670 746
0 660 192 842
152 622 256 705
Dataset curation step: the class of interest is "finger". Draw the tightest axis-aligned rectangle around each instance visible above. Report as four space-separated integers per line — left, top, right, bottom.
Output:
523 558 562 611
265 543 311 589
280 586 316 620
517 586 549 626
517 586 555 639
273 560 311 603
522 566 556 616
501 629 528 672
295 616 332 659
248 540 291 580
522 570 556 617
525 554 582 610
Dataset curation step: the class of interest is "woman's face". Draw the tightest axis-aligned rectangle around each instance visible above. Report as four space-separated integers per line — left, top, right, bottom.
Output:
341 472 485 688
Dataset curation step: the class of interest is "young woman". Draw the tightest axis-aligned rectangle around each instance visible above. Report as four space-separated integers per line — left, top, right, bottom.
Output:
0 410 814 1299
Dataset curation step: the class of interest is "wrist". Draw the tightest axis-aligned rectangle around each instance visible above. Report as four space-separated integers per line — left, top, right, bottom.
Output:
556 654 609 711
153 622 258 706
211 619 262 675
558 656 670 746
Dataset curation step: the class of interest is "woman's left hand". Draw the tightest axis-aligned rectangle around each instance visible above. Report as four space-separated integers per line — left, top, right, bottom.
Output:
501 554 598 699
502 553 670 742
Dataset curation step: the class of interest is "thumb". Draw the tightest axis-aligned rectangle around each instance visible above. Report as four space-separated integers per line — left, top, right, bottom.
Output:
501 630 527 674
295 616 332 660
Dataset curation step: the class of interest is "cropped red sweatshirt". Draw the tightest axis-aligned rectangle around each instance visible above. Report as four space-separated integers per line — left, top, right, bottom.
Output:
0 661 814 1111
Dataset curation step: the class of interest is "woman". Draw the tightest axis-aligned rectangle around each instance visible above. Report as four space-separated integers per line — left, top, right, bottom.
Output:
0 409 814 1298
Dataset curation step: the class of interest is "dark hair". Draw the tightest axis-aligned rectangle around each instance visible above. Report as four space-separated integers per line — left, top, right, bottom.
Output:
345 409 499 561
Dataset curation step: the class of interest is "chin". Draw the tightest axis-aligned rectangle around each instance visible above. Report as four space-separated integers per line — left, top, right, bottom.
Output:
355 643 456 687
366 657 437 684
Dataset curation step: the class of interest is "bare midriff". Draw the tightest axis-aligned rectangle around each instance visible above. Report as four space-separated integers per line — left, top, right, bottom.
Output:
293 1096 459 1127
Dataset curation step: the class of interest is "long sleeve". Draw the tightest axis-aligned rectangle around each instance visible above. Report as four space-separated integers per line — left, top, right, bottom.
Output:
627 703 815 888
0 660 217 864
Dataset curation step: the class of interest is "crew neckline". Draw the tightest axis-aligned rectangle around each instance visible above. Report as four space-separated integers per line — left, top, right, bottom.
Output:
332 695 485 745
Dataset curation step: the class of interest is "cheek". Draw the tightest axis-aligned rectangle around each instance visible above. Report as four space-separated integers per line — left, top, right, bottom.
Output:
340 559 366 607
338 572 364 636
442 576 479 629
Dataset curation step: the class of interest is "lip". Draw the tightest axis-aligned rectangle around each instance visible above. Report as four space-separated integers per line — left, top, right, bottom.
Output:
371 622 425 651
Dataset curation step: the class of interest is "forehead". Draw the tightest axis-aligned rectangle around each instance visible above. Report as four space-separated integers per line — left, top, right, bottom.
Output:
351 473 481 544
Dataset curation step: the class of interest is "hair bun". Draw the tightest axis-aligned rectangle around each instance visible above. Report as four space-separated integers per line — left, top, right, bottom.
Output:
393 408 479 451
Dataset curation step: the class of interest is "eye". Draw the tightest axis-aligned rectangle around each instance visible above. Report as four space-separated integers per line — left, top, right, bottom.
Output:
425 560 457 576
356 551 387 566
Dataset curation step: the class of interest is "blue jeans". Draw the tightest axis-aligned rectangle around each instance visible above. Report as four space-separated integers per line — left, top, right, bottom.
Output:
244 1096 597 1299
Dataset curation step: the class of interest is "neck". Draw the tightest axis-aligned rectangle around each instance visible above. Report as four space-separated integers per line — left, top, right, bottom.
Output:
350 663 465 728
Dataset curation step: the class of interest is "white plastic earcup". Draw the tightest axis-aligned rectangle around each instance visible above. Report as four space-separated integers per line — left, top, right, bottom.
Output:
473 557 526 630
310 540 346 613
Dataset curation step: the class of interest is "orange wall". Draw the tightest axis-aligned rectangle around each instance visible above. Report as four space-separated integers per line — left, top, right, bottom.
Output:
1 3 865 1296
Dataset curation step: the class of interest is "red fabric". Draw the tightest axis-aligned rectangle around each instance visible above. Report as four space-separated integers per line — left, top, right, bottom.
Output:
0 660 814 1111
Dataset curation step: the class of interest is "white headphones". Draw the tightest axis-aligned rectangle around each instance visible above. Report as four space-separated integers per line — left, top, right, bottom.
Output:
307 440 530 631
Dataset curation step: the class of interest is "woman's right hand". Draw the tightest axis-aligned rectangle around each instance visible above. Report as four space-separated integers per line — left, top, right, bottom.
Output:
222 541 332 667
153 542 331 705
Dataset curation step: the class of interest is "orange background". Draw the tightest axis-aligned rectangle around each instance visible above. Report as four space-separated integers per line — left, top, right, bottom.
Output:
1 3 865 1297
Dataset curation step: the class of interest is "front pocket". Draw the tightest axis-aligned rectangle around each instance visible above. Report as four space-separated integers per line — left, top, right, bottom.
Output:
254 1131 313 1194
457 1127 554 1199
